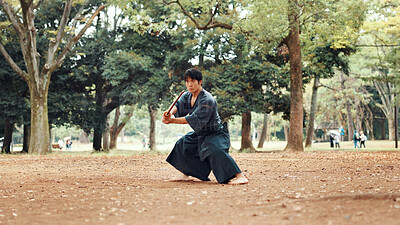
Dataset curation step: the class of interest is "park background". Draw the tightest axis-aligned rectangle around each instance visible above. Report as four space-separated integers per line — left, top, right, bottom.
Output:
0 1 399 154
1 1 400 225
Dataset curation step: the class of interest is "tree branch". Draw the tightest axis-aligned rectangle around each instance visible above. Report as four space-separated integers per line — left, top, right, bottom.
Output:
49 4 106 72
0 0 24 35
33 0 44 9
163 0 232 30
47 0 73 66
0 42 29 82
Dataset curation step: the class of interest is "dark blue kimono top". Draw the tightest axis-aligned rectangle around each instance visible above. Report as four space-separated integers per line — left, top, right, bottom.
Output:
174 89 222 135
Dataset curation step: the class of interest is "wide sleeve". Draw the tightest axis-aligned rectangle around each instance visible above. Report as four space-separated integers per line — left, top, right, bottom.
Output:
185 98 215 133
174 92 190 118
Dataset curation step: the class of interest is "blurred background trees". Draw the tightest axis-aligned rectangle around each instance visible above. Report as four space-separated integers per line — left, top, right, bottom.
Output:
0 0 399 153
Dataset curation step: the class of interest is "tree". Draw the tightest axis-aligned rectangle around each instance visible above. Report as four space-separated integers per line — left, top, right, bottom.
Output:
357 0 400 140
0 20 30 153
304 44 355 147
238 0 367 151
0 0 105 154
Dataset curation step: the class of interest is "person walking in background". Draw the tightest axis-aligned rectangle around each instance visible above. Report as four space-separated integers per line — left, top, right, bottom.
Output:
339 126 345 141
360 131 367 148
142 136 147 150
58 139 64 150
353 130 360 148
334 134 340 148
66 139 72 150
329 133 334 148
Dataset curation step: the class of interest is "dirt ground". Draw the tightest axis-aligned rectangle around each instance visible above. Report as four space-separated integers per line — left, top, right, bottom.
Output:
1 150 400 225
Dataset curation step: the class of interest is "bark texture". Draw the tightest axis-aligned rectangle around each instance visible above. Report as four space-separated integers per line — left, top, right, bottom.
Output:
284 0 304 152
305 77 319 147
240 111 256 152
257 113 268 148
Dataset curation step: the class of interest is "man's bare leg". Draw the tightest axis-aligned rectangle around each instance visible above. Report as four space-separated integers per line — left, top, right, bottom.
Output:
228 173 248 185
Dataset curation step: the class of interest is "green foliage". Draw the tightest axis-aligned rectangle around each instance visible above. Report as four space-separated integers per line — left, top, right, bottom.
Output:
238 0 368 52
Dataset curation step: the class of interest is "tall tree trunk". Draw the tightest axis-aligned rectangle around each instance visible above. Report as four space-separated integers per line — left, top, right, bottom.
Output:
355 99 361 131
284 125 289 141
388 118 395 141
102 132 109 150
257 113 268 148
240 110 256 152
93 80 104 151
93 129 102 151
2 120 13 154
22 124 30 153
149 106 157 151
305 77 319 147
380 119 386 140
284 0 303 152
109 107 121 149
340 73 355 141
103 111 111 150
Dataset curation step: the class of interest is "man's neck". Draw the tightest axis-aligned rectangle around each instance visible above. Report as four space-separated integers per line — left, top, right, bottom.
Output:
192 87 202 98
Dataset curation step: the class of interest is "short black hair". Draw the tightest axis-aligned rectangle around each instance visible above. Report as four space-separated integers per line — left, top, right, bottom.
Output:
184 68 202 81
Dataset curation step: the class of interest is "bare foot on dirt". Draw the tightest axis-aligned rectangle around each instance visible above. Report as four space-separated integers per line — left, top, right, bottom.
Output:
228 173 248 185
168 173 194 182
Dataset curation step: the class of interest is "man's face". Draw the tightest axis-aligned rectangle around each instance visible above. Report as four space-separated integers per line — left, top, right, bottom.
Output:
185 77 202 93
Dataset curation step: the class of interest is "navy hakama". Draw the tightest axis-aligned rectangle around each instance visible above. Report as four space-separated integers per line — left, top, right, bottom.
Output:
166 89 242 184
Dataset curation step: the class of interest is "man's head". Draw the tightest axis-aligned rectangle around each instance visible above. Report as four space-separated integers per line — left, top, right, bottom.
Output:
184 68 203 94
184 68 202 82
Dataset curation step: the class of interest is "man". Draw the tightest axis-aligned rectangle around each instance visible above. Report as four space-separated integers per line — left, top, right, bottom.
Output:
162 68 248 185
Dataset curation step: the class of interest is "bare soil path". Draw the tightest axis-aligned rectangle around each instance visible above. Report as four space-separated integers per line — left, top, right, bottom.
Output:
1 151 400 225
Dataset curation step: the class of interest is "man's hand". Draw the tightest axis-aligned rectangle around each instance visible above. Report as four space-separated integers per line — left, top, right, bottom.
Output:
162 111 172 124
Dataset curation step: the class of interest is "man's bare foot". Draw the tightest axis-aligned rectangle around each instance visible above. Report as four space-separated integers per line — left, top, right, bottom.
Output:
168 173 193 182
228 173 248 185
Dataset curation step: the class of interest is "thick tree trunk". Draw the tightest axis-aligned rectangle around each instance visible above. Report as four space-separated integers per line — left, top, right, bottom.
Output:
149 106 157 151
305 77 319 147
2 120 13 154
93 129 102 151
380 119 386 140
388 118 395 141
29 85 50 154
240 111 256 152
93 81 104 151
102 130 110 151
109 107 120 149
284 0 304 152
257 113 268 148
102 112 110 150
22 124 30 153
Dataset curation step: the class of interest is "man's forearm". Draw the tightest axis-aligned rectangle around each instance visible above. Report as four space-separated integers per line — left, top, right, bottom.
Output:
170 117 188 124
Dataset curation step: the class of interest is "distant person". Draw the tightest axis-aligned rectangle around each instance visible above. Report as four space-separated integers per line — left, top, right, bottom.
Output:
334 135 340 148
339 126 345 141
142 136 147 150
360 131 367 148
66 139 72 150
58 139 64 150
329 133 334 148
353 130 360 148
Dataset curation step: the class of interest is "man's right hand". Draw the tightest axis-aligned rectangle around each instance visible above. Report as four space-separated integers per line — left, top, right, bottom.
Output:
162 111 171 124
